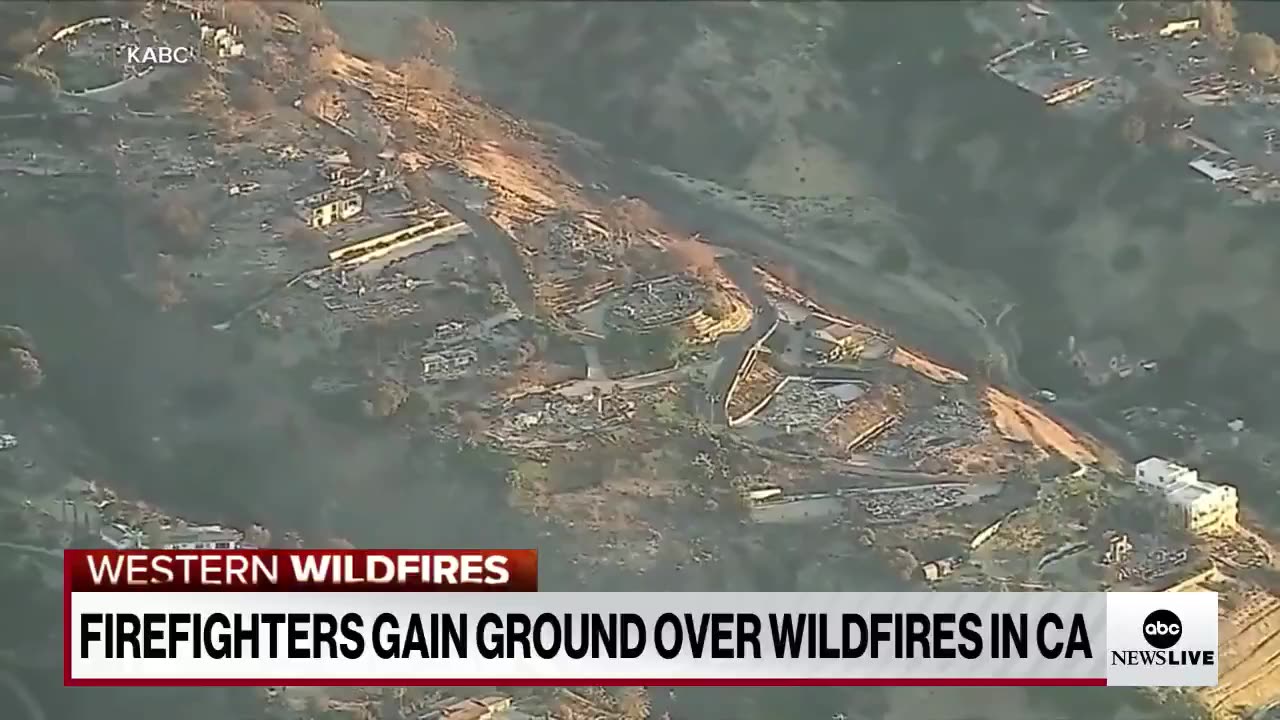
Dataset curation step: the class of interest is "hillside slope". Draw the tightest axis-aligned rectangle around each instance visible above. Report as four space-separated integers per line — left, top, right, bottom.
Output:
328 0 1280 425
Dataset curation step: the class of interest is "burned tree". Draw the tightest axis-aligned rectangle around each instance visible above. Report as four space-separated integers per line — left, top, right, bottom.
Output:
405 17 456 62
339 135 381 169
0 347 43 393
456 410 490 446
701 287 737 320
230 79 276 114
363 378 410 419
10 62 61 97
223 1 272 41
617 688 651 720
399 56 454 94
306 43 343 78
1 11 55 67
391 116 418 148
293 5 339 50
668 237 721 280
151 277 185 312
255 45 299 86
1194 0 1238 46
299 83 345 123
1121 113 1147 144
884 546 920 584
0 326 41 393
1234 32 1279 76
150 195 210 257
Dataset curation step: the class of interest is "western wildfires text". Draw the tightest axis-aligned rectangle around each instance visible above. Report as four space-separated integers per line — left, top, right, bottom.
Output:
83 552 512 587
79 611 1092 661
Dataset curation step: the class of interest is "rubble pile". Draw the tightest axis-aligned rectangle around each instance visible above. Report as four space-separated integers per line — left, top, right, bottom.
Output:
854 486 966 523
607 275 706 331
491 392 638 448
865 392 987 463
756 380 847 432
1114 543 1193 583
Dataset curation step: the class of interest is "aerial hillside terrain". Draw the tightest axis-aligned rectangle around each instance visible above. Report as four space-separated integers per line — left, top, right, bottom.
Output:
328 0 1280 426
0 3 1270 720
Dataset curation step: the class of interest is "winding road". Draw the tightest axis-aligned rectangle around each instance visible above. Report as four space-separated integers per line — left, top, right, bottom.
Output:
707 256 778 426
423 187 538 316
551 362 709 399
555 145 1028 397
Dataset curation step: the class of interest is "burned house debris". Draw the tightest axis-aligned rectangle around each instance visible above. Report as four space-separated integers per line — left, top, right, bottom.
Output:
295 186 364 229
1068 335 1134 387
422 347 477 381
99 522 243 551
606 276 707 331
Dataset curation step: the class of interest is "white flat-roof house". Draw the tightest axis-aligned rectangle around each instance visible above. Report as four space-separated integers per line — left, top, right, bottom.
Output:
1135 457 1238 534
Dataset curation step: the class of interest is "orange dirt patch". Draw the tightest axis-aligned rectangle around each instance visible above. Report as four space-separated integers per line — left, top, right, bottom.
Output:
726 356 784 420
331 51 596 230
892 346 969 384
1199 574 1280 715
984 387 1098 466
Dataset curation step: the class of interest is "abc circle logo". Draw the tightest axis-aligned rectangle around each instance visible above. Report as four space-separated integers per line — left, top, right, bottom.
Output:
1143 609 1182 649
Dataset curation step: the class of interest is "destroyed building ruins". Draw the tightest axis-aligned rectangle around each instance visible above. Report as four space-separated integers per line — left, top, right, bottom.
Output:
100 523 244 550
606 275 707 331
296 186 364 229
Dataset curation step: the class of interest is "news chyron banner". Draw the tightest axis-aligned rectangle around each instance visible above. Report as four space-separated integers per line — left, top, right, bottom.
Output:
65 549 1219 687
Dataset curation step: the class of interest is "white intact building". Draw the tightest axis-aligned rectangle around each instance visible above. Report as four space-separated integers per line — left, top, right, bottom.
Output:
1134 457 1238 534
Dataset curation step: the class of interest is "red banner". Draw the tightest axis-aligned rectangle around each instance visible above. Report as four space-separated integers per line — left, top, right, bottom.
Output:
65 549 538 592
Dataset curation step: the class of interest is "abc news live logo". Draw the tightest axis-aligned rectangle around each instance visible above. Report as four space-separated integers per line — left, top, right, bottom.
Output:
1111 609 1215 666
1107 593 1218 688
